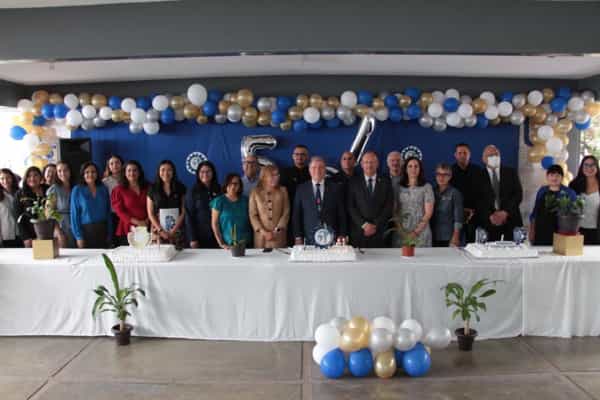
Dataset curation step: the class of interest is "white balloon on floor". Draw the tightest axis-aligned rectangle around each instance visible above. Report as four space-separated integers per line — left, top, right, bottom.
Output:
423 327 452 349
371 316 396 333
399 319 423 341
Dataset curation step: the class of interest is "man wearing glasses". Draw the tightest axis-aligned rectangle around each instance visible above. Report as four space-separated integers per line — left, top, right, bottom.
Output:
241 154 259 197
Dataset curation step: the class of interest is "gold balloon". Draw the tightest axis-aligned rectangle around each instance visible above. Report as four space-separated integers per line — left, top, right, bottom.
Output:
288 106 303 121
30 155 48 169
490 117 501 126
339 327 369 353
374 351 397 378
218 100 231 114
472 98 488 114
280 120 292 131
399 95 412 108
327 96 340 108
543 88 555 103
557 161 568 173
20 111 34 124
237 89 254 108
347 316 371 334
22 124 34 134
242 115 257 128
420 92 434 108
309 94 323 108
372 97 384 109
527 143 546 163
196 115 208 124
257 111 271 126
170 95 186 110
31 125 44 136
532 107 547 124
31 90 49 104
31 143 51 157
564 171 574 185
183 104 201 119
529 130 545 145
522 104 536 118
31 103 43 117
111 110 124 123
243 106 258 120
48 93 63 105
122 112 131 123
79 93 91 106
354 104 369 118
229 93 238 104
91 94 107 108
556 119 573 134
296 94 309 108
584 102 600 117
557 133 569 146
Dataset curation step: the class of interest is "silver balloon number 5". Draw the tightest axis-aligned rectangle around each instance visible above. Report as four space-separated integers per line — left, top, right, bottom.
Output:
240 135 278 166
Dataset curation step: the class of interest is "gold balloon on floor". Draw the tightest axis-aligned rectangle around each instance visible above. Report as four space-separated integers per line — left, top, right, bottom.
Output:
339 327 369 353
309 94 323 108
79 93 91 106
327 96 340 108
346 316 371 334
296 94 309 108
91 94 107 108
280 120 292 131
556 119 573 134
257 111 271 126
288 106 303 121
543 88 555 103
237 89 254 108
522 104 536 117
31 90 49 104
374 351 396 378
170 95 186 110
184 104 201 119
218 100 231 115
472 98 487 114
527 143 546 163
49 93 63 105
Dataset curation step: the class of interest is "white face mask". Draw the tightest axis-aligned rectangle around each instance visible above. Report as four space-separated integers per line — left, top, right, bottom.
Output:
487 155 501 169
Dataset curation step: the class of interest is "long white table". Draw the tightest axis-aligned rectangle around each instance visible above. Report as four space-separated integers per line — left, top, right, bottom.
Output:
0 247 597 340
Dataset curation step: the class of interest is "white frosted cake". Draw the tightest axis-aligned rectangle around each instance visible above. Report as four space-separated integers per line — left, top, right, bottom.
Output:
289 245 357 263
109 244 178 263
465 241 538 259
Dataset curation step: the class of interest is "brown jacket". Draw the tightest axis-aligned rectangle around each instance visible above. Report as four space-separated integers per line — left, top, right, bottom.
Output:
249 186 290 248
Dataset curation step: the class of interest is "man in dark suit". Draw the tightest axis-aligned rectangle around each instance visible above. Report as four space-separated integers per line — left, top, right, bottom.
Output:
476 145 523 241
293 156 347 245
281 144 311 245
347 151 394 248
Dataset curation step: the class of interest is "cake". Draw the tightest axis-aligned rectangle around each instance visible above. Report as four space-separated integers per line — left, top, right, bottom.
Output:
289 244 357 263
464 241 539 259
109 244 178 263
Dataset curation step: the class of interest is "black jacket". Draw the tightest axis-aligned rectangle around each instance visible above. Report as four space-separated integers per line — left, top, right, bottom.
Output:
476 166 523 231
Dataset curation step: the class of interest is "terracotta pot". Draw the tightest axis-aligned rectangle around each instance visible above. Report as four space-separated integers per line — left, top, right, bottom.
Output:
455 328 478 351
111 323 133 346
33 220 55 240
402 246 415 257
231 242 246 257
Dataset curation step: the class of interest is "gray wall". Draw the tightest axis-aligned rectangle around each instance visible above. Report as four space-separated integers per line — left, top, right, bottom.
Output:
0 80 26 107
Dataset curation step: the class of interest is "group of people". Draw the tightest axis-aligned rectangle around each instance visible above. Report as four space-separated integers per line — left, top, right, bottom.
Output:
0 143 599 249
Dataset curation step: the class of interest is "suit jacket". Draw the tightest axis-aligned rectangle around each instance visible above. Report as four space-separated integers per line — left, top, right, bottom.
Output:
476 166 523 230
292 179 347 244
346 175 394 248
249 186 290 248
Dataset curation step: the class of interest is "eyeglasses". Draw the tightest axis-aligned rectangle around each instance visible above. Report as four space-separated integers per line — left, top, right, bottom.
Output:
583 163 597 168
436 172 451 177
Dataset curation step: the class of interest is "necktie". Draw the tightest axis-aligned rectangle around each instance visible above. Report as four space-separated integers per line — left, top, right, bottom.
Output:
315 183 322 212
368 178 374 196
491 169 500 209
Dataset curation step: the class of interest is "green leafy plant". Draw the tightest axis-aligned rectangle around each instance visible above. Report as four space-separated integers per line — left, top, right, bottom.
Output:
18 193 62 223
442 279 501 336
92 254 146 332
231 224 246 247
385 213 420 247
545 193 584 216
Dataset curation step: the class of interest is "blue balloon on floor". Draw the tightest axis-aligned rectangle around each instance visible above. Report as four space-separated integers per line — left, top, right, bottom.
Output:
309 120 322 129
348 348 373 377
320 348 345 379
394 349 404 367
541 156 555 169
402 346 431 377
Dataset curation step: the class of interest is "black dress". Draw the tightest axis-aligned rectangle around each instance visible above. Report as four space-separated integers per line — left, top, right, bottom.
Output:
184 183 220 248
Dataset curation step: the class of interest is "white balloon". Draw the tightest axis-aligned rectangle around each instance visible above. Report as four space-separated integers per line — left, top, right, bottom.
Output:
17 99 33 112
574 110 590 124
130 108 147 124
446 112 462 127
423 327 452 350
312 343 335 365
314 323 340 349
152 95 169 112
99 106 113 120
63 93 79 110
432 90 446 104
174 108 185 122
428 103 443 118
374 107 389 122
568 96 584 112
399 319 423 341
369 328 394 355
546 137 563 155
498 101 513 117
393 328 418 351
538 125 554 141
143 121 160 135
460 95 473 104
484 105 499 120
457 103 473 118
340 91 358 108
81 104 97 119
187 83 208 106
65 109 83 127
582 90 596 104
329 316 347 333
480 91 496 105
303 107 320 124
445 88 460 99
555 149 569 163
372 316 396 333
23 133 41 151
527 90 543 106
120 97 136 113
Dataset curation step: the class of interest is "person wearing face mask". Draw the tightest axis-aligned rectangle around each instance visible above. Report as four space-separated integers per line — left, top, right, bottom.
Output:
476 145 523 241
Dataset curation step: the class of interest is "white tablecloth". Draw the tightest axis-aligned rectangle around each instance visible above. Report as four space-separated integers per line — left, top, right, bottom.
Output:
0 247 597 340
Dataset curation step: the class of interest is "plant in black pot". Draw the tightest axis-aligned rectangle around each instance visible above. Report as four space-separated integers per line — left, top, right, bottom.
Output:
545 194 585 235
230 224 246 257
92 254 146 345
18 193 62 240
442 278 500 351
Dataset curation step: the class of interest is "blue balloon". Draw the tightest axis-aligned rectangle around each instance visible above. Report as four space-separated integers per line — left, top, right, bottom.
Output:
271 110 287 124
394 349 405 367
348 348 373 377
476 114 489 128
10 126 26 140
208 90 223 103
402 346 431 377
407 104 422 120
550 97 567 113
108 96 122 110
42 103 55 119
541 156 555 170
136 96 151 111
357 90 373 106
320 349 345 379
309 120 322 129
33 116 46 126
389 107 403 122
293 119 307 133
557 87 572 99
326 117 341 128
443 98 460 112
576 119 592 131
405 87 421 101
203 101 217 117
277 96 292 111
53 103 68 119
500 92 514 102
160 107 175 124
384 94 399 108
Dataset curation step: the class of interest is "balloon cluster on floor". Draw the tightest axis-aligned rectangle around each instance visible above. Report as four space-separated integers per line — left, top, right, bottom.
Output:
9 85 600 171
313 316 451 379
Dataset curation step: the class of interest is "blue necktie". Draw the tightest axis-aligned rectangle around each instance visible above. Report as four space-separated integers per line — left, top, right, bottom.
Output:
315 183 322 212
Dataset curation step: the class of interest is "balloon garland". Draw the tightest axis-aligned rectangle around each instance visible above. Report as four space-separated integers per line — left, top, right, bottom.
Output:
10 85 600 174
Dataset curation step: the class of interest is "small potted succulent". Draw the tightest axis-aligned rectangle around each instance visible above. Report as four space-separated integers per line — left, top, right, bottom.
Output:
545 194 585 234
401 235 418 257
386 213 419 257
17 193 62 240
442 278 500 351
230 224 246 257
92 254 146 345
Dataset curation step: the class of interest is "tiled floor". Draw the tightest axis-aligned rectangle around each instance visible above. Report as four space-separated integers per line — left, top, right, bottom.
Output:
1 336 599 399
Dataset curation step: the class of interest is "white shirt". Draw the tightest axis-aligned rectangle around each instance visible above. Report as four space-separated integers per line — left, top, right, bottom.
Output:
0 193 17 241
581 191 599 229
364 174 377 193
487 166 501 210
312 180 325 202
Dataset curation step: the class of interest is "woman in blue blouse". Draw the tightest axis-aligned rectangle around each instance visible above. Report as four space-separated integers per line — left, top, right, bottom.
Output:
210 173 251 249
529 164 577 245
70 162 112 248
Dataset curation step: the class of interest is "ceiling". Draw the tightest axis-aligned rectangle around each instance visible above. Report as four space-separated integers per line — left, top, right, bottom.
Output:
0 54 599 85
0 0 171 7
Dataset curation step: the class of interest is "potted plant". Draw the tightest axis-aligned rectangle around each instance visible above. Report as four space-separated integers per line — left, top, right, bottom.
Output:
545 194 585 235
442 278 500 351
385 213 419 257
92 254 146 345
230 224 246 257
17 193 62 240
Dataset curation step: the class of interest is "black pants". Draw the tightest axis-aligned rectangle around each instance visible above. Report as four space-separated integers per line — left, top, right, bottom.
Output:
1 238 23 248
433 240 450 248
580 228 600 245
82 222 109 249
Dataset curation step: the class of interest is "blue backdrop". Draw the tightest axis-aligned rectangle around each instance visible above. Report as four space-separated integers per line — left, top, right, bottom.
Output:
72 121 519 188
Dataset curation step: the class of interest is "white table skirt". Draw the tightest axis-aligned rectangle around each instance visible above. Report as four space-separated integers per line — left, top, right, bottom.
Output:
0 247 597 340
